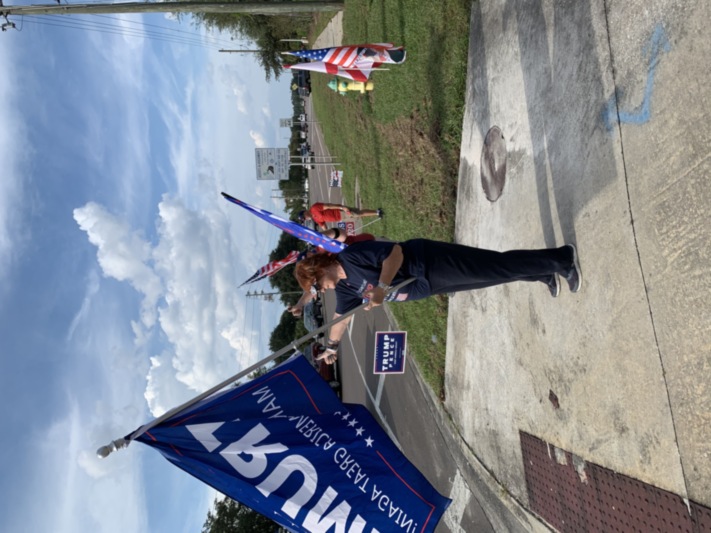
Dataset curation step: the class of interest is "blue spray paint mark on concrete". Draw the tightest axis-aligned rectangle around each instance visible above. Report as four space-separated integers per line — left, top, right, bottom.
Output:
602 23 671 131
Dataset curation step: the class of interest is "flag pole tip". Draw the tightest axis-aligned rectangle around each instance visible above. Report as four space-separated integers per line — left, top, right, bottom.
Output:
96 437 129 459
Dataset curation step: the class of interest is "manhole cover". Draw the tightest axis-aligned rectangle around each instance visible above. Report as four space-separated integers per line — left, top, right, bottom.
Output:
480 126 507 202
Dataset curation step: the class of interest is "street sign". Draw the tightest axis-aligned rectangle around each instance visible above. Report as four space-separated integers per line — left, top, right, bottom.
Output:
336 221 356 236
255 148 289 180
329 170 343 187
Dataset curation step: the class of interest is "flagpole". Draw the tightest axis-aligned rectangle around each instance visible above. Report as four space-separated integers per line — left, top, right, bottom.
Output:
356 217 382 231
97 278 415 458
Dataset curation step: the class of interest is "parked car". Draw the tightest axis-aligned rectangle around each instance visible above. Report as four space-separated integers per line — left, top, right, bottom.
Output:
296 70 311 90
301 155 314 170
299 145 315 158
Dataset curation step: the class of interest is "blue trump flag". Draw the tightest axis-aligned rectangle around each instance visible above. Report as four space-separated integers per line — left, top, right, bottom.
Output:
221 192 346 253
136 355 450 532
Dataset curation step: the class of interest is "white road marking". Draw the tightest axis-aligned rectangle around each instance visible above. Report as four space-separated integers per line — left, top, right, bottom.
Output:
343 324 402 450
375 374 386 405
442 470 469 533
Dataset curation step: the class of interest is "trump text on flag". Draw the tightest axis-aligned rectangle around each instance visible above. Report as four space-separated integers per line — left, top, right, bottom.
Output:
136 355 448 532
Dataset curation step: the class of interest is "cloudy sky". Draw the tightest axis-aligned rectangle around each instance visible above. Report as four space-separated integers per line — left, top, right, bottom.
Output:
0 10 296 533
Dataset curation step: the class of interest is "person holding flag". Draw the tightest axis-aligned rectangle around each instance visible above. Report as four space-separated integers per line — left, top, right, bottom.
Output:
286 230 378 318
298 202 383 231
295 239 583 363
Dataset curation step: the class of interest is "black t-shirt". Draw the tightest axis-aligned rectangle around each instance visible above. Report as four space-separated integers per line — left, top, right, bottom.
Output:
334 240 431 314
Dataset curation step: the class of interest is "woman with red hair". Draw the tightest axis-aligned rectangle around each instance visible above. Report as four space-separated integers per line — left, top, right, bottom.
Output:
295 239 582 363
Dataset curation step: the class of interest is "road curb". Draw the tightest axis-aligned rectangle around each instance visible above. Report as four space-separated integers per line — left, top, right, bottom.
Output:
381 304 552 532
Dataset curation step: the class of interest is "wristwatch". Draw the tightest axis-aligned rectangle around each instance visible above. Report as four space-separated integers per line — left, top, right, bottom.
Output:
377 281 391 291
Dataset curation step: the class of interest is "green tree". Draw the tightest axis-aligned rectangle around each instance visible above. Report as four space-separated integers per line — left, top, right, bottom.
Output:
202 495 278 533
269 310 300 352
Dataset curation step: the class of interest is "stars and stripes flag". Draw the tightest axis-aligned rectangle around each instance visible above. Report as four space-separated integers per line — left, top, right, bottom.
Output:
221 192 346 253
287 44 362 67
134 354 451 533
284 43 406 68
284 43 406 82
239 250 301 287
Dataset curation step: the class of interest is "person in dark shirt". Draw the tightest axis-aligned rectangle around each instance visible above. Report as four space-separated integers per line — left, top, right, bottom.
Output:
294 239 582 363
286 230 378 318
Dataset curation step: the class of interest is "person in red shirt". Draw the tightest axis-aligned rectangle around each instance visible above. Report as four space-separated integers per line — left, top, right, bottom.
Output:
298 203 382 231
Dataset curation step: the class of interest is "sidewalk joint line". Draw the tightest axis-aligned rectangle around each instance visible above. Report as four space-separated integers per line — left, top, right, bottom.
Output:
602 0 690 502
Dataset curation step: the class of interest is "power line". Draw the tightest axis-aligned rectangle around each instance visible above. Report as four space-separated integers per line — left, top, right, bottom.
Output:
22 14 221 50
90 13 239 48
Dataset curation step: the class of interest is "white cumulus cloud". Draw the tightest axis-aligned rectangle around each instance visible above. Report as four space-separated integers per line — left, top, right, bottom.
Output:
75 194 253 417
74 202 163 328
249 130 267 147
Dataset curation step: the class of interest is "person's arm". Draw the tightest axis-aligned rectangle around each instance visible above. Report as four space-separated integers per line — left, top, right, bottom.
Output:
315 313 352 363
363 244 403 310
287 291 314 317
321 228 346 242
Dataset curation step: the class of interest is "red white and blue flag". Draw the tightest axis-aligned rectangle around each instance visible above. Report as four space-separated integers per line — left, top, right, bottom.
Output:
287 44 362 67
285 43 406 67
240 250 301 287
221 192 345 253
284 43 406 82
135 355 450 532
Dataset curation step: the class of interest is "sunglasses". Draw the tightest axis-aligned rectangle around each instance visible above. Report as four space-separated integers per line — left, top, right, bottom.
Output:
310 281 321 296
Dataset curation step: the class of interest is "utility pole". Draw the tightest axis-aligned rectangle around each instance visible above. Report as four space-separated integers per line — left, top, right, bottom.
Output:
0 1 343 17
219 49 261 54
246 290 303 301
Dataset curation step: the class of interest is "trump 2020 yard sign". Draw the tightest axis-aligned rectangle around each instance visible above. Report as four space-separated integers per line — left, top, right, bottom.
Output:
373 331 407 374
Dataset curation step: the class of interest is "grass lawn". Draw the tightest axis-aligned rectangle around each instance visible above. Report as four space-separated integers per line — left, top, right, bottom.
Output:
310 0 471 398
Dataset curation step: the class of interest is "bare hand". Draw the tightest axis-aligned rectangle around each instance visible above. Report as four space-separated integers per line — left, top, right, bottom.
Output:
363 286 386 311
288 305 302 317
315 347 338 364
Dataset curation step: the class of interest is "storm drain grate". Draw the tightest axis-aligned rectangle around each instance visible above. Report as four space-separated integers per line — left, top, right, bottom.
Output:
520 431 711 532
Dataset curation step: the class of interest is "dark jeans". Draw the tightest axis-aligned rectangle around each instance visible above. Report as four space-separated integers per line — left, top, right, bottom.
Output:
402 239 573 296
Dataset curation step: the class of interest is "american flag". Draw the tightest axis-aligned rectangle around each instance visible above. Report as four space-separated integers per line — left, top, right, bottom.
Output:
221 193 346 253
286 45 362 68
284 43 405 82
285 43 405 67
285 60 374 82
239 250 300 287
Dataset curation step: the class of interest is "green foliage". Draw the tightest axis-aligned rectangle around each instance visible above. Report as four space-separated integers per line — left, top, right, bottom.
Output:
268 310 300 353
248 366 269 380
202 495 277 533
310 0 472 396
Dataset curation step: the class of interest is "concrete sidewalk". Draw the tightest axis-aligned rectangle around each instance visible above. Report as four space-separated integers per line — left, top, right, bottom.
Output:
451 0 710 527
